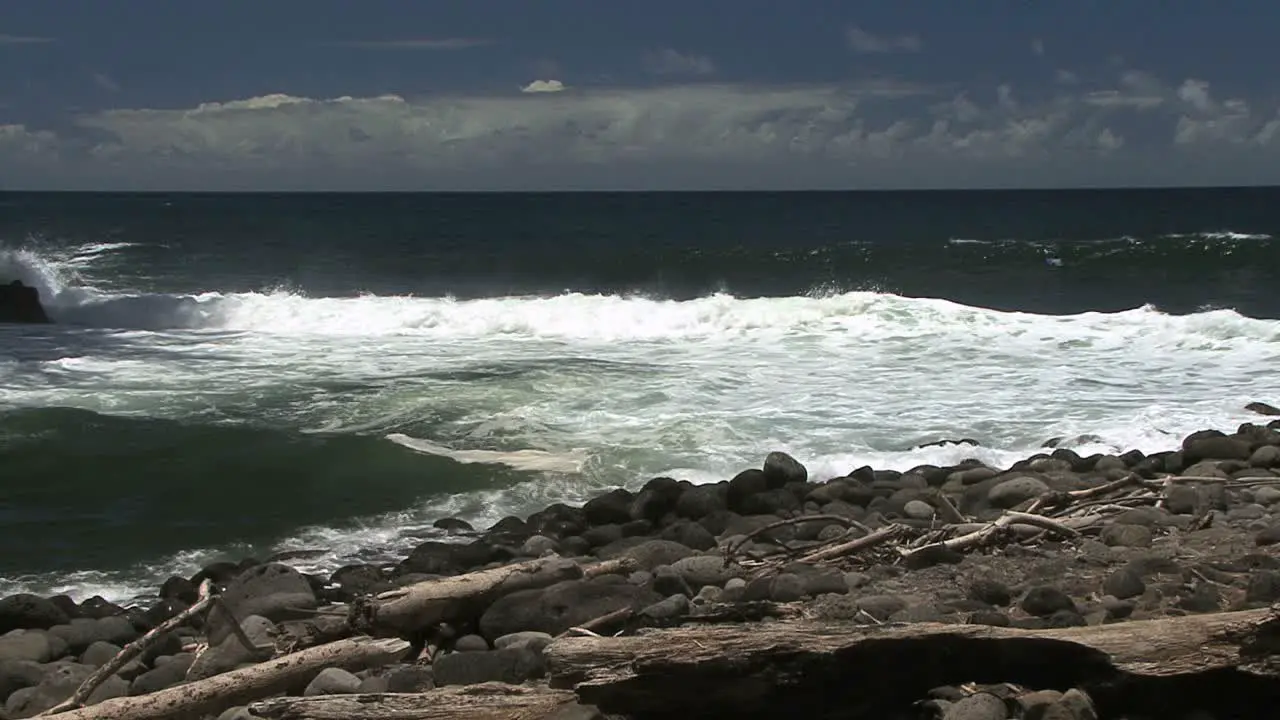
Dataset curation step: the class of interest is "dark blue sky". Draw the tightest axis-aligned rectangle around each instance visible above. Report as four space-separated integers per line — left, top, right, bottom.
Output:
2 1 1278 190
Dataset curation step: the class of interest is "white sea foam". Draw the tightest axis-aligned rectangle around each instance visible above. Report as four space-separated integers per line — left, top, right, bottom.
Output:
2 240 1278 603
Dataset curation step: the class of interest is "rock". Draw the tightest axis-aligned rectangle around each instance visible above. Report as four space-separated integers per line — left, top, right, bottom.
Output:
1246 401 1280 416
652 565 693 598
769 573 807 603
207 563 316 646
0 280 51 324
674 485 726 521
433 647 544 687
968 611 1011 627
0 659 43 700
658 520 716 551
304 667 362 696
158 576 199 605
93 616 138 646
1256 525 1280 547
1183 434 1252 462
1101 595 1134 620
187 615 277 681
454 634 489 653
726 470 770 513
478 579 661 640
606 539 697 570
1246 570 1280 603
762 452 807 488
80 640 122 669
493 631 553 654
384 664 434 692
668 555 746 588
129 653 194 695
1101 568 1145 600
639 594 689 623
987 476 1049 509
1177 583 1222 613
0 630 53 664
1020 586 1075 617
1250 445 1280 468
628 477 684 523
520 535 560 557
0 595 69 634
942 691 1009 719
903 499 935 520
217 707 257 720
582 489 633 527
857 594 908 621
1164 485 1200 514
1255 486 1280 505
1059 688 1098 720
544 702 607 720
1100 523 1153 548
433 517 474 533
967 579 1012 607
75 597 123 621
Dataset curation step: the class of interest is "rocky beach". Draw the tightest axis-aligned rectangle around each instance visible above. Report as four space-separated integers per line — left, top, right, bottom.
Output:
3 409 1280 720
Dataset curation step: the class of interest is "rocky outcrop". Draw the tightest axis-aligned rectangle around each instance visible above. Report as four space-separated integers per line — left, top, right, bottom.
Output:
0 280 51 323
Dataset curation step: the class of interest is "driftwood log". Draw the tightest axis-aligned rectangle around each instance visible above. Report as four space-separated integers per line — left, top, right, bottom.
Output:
250 684 578 720
48 637 409 720
349 557 585 636
545 607 1280 719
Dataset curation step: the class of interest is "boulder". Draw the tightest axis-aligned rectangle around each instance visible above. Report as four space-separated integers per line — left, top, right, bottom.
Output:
478 578 661 641
206 563 316 646
0 595 69 634
0 280 51 324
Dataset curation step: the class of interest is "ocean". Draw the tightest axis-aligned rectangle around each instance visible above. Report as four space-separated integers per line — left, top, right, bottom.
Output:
1 188 1278 604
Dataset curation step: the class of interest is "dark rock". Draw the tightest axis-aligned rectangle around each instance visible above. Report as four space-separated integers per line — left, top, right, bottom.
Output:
1247 401 1280 416
484 516 533 545
658 519 716 551
639 594 690 624
400 541 465 576
582 489 634 527
478 578 661 640
1251 445 1280 468
0 595 69 634
432 517 474 533
0 280 51 324
1100 523 1153 548
857 594 908 621
1246 570 1280 603
762 452 807 488
453 634 489 652
45 596 79 622
190 561 243 588
1177 583 1222 613
520 535 560 557
526 504 586 540
601 539 696 570
159 576 199 605
1182 433 1252 462
303 667 362 696
968 611 1011 627
384 664 435 692
0 658 43 701
1164 485 1199 514
130 653 194 695
1257 526 1280 547
139 598 187 630
987 476 1049 508
1044 609 1088 628
581 524 624 548
674 485 726 521
740 488 801 515
967 579 1012 607
652 566 692 598
726 470 769 513
1020 586 1076 617
1101 568 1145 600
188 615 277 681
628 477 684 523
206 563 316 646
433 647 544 687
329 564 387 600
769 574 807 603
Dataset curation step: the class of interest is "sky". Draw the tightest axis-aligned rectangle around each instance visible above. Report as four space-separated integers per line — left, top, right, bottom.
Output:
1 0 1279 190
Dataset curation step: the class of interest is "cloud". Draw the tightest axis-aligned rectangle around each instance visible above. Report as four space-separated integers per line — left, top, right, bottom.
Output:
0 33 52 45
521 79 566 93
845 25 922 54
4 69 1280 190
92 72 121 93
1031 38 1045 56
330 38 492 50
643 48 715 77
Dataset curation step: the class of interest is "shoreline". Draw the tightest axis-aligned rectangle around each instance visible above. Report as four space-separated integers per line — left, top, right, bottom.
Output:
2 408 1280 718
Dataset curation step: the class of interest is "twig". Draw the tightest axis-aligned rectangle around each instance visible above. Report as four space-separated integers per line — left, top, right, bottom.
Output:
554 607 633 639
723 514 864 558
41 581 220 716
901 511 1079 566
796 524 909 564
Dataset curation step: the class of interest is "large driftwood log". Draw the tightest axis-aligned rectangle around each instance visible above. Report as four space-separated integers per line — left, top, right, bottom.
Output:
546 607 1280 719
250 684 578 720
349 557 585 636
48 637 409 720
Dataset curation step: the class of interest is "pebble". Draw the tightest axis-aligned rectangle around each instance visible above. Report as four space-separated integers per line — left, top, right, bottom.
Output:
942 691 1009 719
1101 568 1145 600
1020 586 1076 617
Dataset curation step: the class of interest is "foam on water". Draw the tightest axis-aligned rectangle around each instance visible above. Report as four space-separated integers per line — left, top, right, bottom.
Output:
2 240 1279 603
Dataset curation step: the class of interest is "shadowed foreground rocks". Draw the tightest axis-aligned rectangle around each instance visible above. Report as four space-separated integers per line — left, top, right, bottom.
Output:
6 414 1280 718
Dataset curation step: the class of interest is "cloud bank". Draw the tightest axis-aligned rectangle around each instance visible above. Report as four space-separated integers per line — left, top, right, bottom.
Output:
2 68 1278 190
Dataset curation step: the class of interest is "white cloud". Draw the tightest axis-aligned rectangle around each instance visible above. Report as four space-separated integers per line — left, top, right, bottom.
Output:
643 48 716 77
3 70 1279 189
521 79 566 94
92 72 121 93
1031 38 1045 56
0 33 52 45
329 38 492 50
845 25 922 54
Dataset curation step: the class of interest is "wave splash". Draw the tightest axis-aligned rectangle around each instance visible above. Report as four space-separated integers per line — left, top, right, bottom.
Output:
3 240 1279 345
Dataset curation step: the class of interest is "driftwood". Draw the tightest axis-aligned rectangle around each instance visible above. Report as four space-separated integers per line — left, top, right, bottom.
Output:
250 684 578 720
545 607 1280 719
48 636 409 720
349 557 585 636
